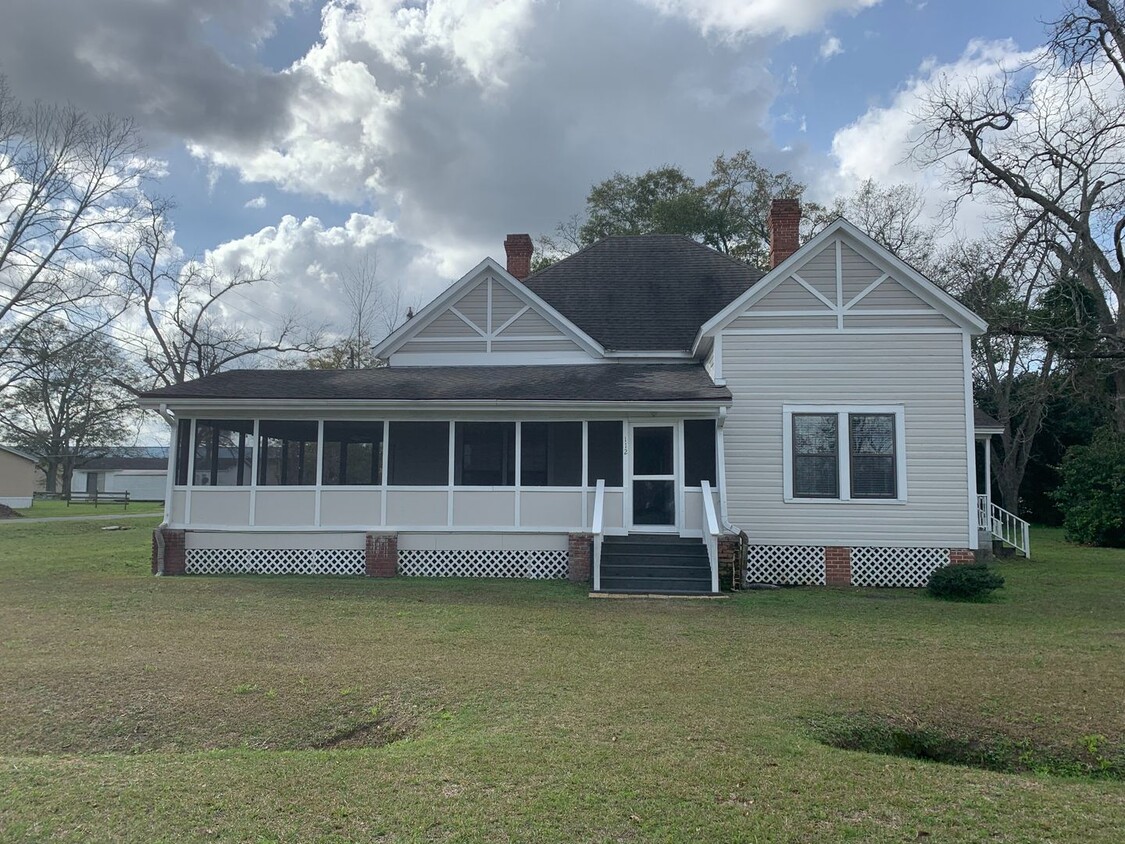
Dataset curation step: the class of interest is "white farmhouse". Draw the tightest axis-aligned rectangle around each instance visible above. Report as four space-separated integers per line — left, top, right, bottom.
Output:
139 202 1019 592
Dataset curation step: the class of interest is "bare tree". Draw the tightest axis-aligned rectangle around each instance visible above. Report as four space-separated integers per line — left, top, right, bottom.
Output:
0 76 146 390
914 0 1125 430
0 320 134 494
111 197 324 393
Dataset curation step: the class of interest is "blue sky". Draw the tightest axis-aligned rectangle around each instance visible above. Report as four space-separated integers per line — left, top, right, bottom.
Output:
0 0 1065 328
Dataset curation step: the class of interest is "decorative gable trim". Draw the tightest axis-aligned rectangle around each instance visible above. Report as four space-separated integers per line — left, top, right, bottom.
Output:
372 258 607 362
693 218 988 352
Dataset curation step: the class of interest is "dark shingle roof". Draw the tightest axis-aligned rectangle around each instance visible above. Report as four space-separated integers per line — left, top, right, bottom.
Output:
974 408 1003 431
524 235 763 352
140 364 730 403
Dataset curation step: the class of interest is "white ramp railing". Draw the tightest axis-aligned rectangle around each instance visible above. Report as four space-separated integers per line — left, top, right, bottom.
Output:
592 479 605 592
977 494 1031 558
701 480 720 593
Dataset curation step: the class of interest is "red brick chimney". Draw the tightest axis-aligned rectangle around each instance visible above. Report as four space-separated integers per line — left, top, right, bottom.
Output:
504 233 533 280
767 199 801 268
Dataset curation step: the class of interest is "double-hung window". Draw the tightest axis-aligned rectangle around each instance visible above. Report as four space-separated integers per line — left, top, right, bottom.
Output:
784 406 905 502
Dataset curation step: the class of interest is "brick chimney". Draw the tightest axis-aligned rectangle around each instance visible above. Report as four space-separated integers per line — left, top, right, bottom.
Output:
767 199 801 268
504 233 534 280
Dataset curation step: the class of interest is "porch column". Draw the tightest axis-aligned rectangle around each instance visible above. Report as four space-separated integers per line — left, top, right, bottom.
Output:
983 436 992 511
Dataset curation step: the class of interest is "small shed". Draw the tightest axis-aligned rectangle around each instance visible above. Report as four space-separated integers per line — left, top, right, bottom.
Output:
0 445 40 508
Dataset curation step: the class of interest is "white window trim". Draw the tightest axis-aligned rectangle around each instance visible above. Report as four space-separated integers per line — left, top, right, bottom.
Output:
782 404 907 505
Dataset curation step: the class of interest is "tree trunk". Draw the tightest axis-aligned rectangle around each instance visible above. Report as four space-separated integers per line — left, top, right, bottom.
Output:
1115 368 1125 434
44 460 58 494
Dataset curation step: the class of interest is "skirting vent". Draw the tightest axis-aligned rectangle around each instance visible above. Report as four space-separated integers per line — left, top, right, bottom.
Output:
850 547 949 588
397 548 568 579
184 547 365 576
745 545 827 585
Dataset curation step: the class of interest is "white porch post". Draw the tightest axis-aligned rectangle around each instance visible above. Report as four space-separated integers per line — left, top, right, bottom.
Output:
983 436 992 512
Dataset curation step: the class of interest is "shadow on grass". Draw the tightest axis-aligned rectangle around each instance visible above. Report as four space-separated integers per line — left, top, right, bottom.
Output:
809 712 1124 781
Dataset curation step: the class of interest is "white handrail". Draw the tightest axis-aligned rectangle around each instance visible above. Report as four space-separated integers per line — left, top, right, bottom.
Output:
592 478 605 592
701 480 720 593
977 493 1031 558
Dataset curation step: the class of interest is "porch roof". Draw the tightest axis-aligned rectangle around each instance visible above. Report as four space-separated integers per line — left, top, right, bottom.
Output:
139 364 731 405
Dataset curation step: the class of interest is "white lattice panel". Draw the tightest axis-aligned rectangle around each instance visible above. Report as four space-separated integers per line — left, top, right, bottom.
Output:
850 547 948 587
398 549 568 579
745 545 826 585
185 548 365 576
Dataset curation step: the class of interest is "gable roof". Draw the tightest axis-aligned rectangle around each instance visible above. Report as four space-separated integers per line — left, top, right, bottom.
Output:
973 408 1004 434
0 444 39 463
138 364 731 404
372 258 605 360
695 218 988 348
523 235 764 353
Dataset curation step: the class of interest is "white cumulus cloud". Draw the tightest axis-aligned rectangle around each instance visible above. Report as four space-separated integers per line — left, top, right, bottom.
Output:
244 195 268 209
635 0 881 38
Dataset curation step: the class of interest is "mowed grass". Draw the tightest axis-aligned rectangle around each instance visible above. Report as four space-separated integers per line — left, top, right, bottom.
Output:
0 521 1122 842
10 499 164 518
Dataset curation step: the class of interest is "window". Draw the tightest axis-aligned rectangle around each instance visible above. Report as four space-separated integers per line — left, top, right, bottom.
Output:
258 420 318 486
792 414 839 498
587 421 623 487
323 421 383 485
193 419 254 486
174 418 191 485
683 419 717 486
785 406 905 502
388 421 449 485
850 414 896 499
455 422 515 486
521 422 582 486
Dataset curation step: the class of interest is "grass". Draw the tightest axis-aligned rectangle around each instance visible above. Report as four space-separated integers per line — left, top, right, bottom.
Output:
9 499 164 518
0 522 1122 842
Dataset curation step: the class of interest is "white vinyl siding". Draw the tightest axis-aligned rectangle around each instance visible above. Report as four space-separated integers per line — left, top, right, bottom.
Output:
721 332 971 547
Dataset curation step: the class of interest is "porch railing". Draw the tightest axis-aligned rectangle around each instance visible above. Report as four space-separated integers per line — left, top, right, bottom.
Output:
977 493 1031 558
701 480 720 593
592 478 605 592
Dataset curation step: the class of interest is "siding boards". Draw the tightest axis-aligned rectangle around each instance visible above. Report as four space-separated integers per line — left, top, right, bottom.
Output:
417 310 483 338
731 314 838 330
840 243 885 302
456 281 490 330
721 332 970 547
755 277 832 310
491 285 526 326
852 277 929 310
793 245 837 300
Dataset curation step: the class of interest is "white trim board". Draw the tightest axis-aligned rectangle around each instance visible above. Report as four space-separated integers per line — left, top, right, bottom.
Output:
372 259 606 361
693 218 988 354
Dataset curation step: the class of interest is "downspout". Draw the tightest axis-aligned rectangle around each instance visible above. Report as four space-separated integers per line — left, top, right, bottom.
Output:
716 406 749 589
154 402 176 575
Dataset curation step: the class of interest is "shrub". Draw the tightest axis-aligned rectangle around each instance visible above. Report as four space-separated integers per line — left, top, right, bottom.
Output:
927 564 1004 601
1053 427 1125 547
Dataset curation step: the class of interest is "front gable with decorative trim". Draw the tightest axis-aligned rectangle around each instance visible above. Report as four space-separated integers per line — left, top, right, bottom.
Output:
374 258 606 366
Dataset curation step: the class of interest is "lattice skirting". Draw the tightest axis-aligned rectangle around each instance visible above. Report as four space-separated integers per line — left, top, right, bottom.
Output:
398 549 568 579
745 545 826 585
850 546 949 588
185 547 365 576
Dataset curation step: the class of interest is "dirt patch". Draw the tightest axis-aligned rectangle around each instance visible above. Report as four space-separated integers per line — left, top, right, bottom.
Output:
809 712 1124 781
0 504 24 519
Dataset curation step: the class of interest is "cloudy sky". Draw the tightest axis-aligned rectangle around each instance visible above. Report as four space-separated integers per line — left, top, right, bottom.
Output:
0 0 1060 336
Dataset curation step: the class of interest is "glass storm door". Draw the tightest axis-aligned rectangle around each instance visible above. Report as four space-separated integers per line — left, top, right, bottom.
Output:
631 424 676 529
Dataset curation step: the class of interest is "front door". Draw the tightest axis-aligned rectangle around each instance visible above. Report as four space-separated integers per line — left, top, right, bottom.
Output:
630 424 676 530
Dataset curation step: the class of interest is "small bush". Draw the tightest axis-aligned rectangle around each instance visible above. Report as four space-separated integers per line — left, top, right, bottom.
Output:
1053 427 1125 547
927 564 1004 601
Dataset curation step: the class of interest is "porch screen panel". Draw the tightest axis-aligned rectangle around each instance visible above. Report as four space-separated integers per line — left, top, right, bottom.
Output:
792 414 838 498
388 421 449 486
455 422 515 486
683 419 717 486
258 420 318 486
323 421 383 485
174 418 191 485
193 419 254 486
849 413 896 499
520 422 581 486
587 421 623 487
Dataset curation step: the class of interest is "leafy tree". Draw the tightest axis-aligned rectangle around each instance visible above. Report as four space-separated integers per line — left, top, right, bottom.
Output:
0 321 134 494
1053 426 1125 546
539 151 807 269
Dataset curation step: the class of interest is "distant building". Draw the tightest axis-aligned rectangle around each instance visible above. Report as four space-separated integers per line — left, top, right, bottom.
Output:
0 445 40 508
71 447 169 502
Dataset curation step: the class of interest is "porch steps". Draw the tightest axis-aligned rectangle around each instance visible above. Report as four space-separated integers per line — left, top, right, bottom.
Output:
598 534 715 595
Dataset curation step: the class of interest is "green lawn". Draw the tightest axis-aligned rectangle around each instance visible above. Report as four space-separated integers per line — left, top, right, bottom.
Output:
10 499 164 518
0 522 1122 842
